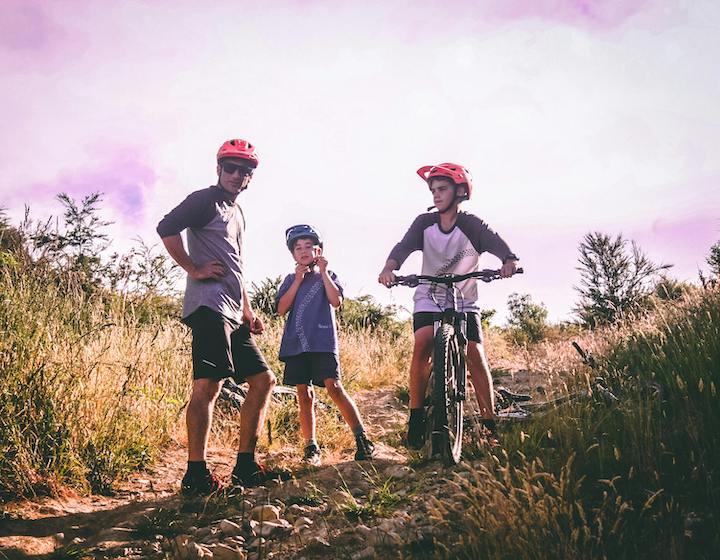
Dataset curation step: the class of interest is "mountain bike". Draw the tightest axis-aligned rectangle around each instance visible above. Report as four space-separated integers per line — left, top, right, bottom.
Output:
391 268 523 465
493 342 619 421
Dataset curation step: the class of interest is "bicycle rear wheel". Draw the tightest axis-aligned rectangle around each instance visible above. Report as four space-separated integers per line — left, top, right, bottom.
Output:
430 324 464 465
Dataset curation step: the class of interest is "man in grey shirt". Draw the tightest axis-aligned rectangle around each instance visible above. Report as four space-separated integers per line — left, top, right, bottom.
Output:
157 139 282 493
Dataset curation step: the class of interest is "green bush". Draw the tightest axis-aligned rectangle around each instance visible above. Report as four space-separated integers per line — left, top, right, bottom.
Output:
506 292 548 344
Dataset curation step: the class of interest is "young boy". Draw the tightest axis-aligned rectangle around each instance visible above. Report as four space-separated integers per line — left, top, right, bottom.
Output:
276 224 374 465
378 163 519 447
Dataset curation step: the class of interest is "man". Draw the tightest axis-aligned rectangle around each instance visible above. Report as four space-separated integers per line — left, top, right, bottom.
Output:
157 139 280 493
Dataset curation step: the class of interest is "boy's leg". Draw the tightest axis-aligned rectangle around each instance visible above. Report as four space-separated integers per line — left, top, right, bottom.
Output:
466 341 495 419
296 384 317 443
409 326 434 408
323 378 374 460
406 325 434 449
323 378 362 430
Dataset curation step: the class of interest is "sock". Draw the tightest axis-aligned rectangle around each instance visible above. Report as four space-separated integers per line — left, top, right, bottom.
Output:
481 419 497 433
187 461 207 476
305 439 318 448
409 408 425 424
352 425 365 437
235 452 255 467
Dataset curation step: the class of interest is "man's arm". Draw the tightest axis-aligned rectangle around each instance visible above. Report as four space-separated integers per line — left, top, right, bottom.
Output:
161 234 225 280
242 282 264 334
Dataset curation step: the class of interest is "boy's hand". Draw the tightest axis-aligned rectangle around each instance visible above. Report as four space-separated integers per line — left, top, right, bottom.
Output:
295 263 311 281
500 260 517 278
378 269 396 288
316 255 328 273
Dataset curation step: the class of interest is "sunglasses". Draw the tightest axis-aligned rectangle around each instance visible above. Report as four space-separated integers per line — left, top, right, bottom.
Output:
221 162 255 176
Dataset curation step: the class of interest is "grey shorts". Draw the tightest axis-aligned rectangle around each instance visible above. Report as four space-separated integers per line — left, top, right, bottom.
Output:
412 311 483 343
183 306 269 381
282 352 340 387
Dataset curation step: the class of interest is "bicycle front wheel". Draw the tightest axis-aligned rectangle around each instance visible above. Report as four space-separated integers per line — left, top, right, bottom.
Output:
431 323 464 465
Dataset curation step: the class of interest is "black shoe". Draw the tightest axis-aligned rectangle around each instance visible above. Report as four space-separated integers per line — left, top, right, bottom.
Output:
354 433 375 461
181 469 222 495
303 443 322 466
231 461 292 488
406 416 426 450
481 419 501 447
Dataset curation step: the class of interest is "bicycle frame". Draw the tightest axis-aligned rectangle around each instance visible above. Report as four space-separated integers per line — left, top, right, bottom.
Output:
392 268 523 464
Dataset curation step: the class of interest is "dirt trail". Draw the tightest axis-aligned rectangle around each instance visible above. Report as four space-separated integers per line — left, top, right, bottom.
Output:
0 387 412 559
0 367 543 560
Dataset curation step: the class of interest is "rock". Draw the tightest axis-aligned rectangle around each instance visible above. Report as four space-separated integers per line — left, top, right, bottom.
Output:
306 535 330 548
212 543 246 560
224 535 246 548
250 519 291 538
384 465 413 479
247 537 266 549
368 529 401 546
52 533 65 547
286 504 308 520
250 504 281 522
378 517 405 533
329 490 351 506
219 519 243 536
293 516 314 532
187 541 206 558
171 535 192 560
351 546 376 560
195 526 213 540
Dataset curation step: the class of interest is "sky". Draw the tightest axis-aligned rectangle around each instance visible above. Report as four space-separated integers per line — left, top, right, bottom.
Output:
1 0 719 324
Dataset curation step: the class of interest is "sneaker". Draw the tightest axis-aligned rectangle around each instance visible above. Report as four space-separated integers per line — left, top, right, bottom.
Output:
181 469 223 496
354 433 375 461
405 416 426 450
481 419 501 447
231 461 292 488
303 443 322 466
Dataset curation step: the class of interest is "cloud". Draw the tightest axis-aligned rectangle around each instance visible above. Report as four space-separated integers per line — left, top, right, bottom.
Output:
480 0 651 30
22 149 156 226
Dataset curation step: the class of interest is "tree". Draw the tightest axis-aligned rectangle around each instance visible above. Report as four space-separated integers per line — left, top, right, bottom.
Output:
707 241 720 278
507 293 548 344
29 192 112 285
575 232 671 328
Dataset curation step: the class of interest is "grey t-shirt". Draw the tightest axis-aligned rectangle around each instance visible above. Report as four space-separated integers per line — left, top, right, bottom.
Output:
275 271 344 360
157 185 246 325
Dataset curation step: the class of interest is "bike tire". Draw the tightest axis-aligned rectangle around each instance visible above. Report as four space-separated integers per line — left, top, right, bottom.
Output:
431 324 464 465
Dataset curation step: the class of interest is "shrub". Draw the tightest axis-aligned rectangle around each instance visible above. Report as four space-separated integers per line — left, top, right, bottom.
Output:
506 292 548 344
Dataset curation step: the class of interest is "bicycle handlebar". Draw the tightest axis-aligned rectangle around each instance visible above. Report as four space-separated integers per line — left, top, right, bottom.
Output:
390 267 524 288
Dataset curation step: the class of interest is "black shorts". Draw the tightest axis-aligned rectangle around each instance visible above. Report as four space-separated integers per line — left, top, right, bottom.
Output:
412 311 483 343
282 352 340 387
184 306 269 381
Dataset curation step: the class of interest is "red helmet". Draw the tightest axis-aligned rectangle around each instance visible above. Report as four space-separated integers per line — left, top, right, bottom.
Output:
417 162 473 200
217 139 259 167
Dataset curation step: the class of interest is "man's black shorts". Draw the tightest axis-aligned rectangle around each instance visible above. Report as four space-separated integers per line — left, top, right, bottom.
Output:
282 352 340 387
412 311 484 343
184 306 269 381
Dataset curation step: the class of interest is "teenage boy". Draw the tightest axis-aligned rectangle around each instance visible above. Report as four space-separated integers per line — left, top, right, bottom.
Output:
276 224 374 465
157 139 280 493
378 163 518 447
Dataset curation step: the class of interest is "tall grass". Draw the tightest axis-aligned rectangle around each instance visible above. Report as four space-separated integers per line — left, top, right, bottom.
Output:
434 287 720 558
0 255 413 497
0 261 189 498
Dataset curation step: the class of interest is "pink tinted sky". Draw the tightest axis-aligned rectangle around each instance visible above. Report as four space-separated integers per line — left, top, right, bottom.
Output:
1 0 718 322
